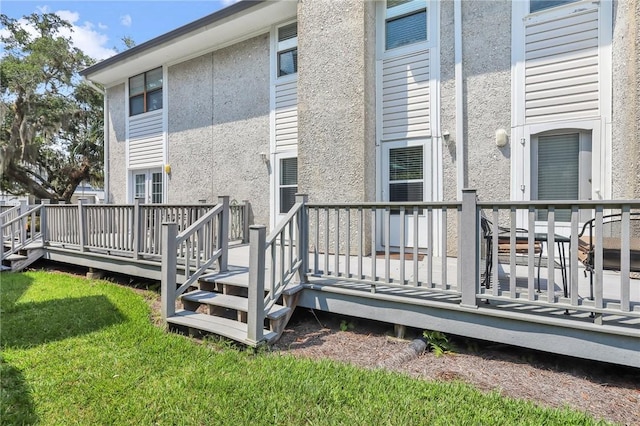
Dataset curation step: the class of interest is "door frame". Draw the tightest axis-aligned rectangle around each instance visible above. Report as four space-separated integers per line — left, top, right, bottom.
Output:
129 168 164 204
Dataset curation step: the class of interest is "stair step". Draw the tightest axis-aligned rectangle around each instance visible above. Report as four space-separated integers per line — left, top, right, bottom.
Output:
167 310 276 344
0 265 11 272
5 254 27 261
200 271 304 296
180 290 290 320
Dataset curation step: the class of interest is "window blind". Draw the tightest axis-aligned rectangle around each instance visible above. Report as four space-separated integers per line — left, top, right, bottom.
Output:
386 10 427 50
537 133 579 221
389 146 423 181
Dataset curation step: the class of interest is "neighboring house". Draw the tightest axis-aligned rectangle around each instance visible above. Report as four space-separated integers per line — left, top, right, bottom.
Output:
81 0 639 240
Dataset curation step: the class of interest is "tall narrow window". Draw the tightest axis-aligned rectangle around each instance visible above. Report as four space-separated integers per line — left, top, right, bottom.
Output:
279 158 298 213
277 22 298 77
385 0 427 50
151 172 163 204
129 67 163 116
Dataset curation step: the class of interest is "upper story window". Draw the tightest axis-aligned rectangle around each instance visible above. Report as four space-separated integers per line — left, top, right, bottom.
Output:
385 0 427 51
129 67 163 116
277 22 298 77
529 0 579 13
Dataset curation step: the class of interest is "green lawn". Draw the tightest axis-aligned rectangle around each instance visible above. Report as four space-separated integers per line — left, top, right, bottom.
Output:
1 271 603 425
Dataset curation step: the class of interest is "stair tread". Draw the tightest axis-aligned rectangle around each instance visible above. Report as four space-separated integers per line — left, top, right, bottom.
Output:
180 290 290 319
5 254 27 261
167 310 276 344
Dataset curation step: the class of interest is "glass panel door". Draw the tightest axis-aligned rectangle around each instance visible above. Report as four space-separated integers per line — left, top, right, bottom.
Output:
131 169 163 203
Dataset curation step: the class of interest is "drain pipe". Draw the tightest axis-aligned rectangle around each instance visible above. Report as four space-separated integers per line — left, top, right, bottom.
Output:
454 0 465 200
84 78 109 203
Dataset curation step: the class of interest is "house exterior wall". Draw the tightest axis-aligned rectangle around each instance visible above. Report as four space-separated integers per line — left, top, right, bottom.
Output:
167 34 271 226
297 0 377 204
461 0 512 203
611 0 640 199
106 84 127 203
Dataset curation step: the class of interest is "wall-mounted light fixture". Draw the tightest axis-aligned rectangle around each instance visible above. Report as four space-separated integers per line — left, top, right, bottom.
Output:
164 164 172 174
495 129 509 147
260 152 268 164
442 130 451 143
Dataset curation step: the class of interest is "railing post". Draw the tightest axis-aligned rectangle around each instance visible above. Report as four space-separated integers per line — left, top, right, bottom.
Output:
247 225 266 344
19 200 28 244
242 199 250 243
40 200 50 244
132 198 142 260
78 198 87 252
460 189 479 309
296 194 309 283
161 222 178 320
218 196 229 272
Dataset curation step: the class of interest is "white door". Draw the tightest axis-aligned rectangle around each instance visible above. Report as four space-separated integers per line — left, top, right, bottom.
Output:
381 140 431 249
132 169 164 203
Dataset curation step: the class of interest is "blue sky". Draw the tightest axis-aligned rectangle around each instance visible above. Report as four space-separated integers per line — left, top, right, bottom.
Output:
1 0 240 60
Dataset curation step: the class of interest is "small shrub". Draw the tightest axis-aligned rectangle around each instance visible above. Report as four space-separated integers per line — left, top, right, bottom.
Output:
423 330 454 357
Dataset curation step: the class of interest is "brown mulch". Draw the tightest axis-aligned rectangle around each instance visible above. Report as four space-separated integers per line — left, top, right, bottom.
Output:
271 309 640 426
35 262 640 425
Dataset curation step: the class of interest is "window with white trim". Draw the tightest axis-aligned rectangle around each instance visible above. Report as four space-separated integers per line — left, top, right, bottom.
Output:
529 0 579 13
385 0 427 51
532 130 591 221
279 157 298 213
277 22 297 77
129 67 163 116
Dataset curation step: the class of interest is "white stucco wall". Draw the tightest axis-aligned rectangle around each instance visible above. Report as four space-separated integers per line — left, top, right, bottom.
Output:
167 34 271 226
106 84 127 203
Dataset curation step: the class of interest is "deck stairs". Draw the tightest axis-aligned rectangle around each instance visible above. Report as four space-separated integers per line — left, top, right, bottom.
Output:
167 268 303 345
2 239 45 272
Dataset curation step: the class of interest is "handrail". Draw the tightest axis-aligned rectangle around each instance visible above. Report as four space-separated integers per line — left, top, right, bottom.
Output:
266 202 303 244
161 196 230 321
0 204 21 220
1 204 44 261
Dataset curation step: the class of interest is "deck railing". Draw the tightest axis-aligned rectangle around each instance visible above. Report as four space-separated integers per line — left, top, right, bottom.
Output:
161 197 229 320
306 201 460 293
1 203 23 242
1 203 44 261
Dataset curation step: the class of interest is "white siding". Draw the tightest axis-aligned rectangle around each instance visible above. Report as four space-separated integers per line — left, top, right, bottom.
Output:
381 49 430 140
128 110 164 168
524 9 599 123
274 79 298 150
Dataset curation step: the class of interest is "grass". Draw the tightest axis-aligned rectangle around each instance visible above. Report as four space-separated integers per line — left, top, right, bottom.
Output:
1 271 605 425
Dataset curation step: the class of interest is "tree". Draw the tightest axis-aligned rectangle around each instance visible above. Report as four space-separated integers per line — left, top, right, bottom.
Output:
0 13 104 202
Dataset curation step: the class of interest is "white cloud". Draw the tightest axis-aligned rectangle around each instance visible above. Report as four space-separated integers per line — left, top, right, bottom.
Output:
53 10 117 60
120 14 132 28
1 10 117 61
98 23 108 30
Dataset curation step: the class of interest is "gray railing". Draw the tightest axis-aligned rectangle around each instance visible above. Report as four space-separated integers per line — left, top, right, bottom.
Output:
160 196 229 320
476 196 640 320
1 204 44 262
246 194 308 344
306 201 460 293
1 203 23 241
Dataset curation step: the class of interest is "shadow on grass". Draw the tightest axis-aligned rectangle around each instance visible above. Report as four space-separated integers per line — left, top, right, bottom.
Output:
0 357 38 424
1 294 126 348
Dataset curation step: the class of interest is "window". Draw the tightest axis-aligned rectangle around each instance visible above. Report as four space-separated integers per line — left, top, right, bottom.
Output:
279 157 297 213
529 0 579 13
533 131 591 221
385 0 427 50
129 67 163 116
388 145 423 203
277 22 298 77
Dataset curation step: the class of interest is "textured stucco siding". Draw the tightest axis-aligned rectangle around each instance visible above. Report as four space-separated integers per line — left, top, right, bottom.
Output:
462 0 512 202
167 34 271 226
297 0 376 204
106 84 127 203
611 0 640 199
440 0 457 203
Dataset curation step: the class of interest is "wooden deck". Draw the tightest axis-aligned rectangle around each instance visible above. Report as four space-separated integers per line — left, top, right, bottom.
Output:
2 194 639 367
